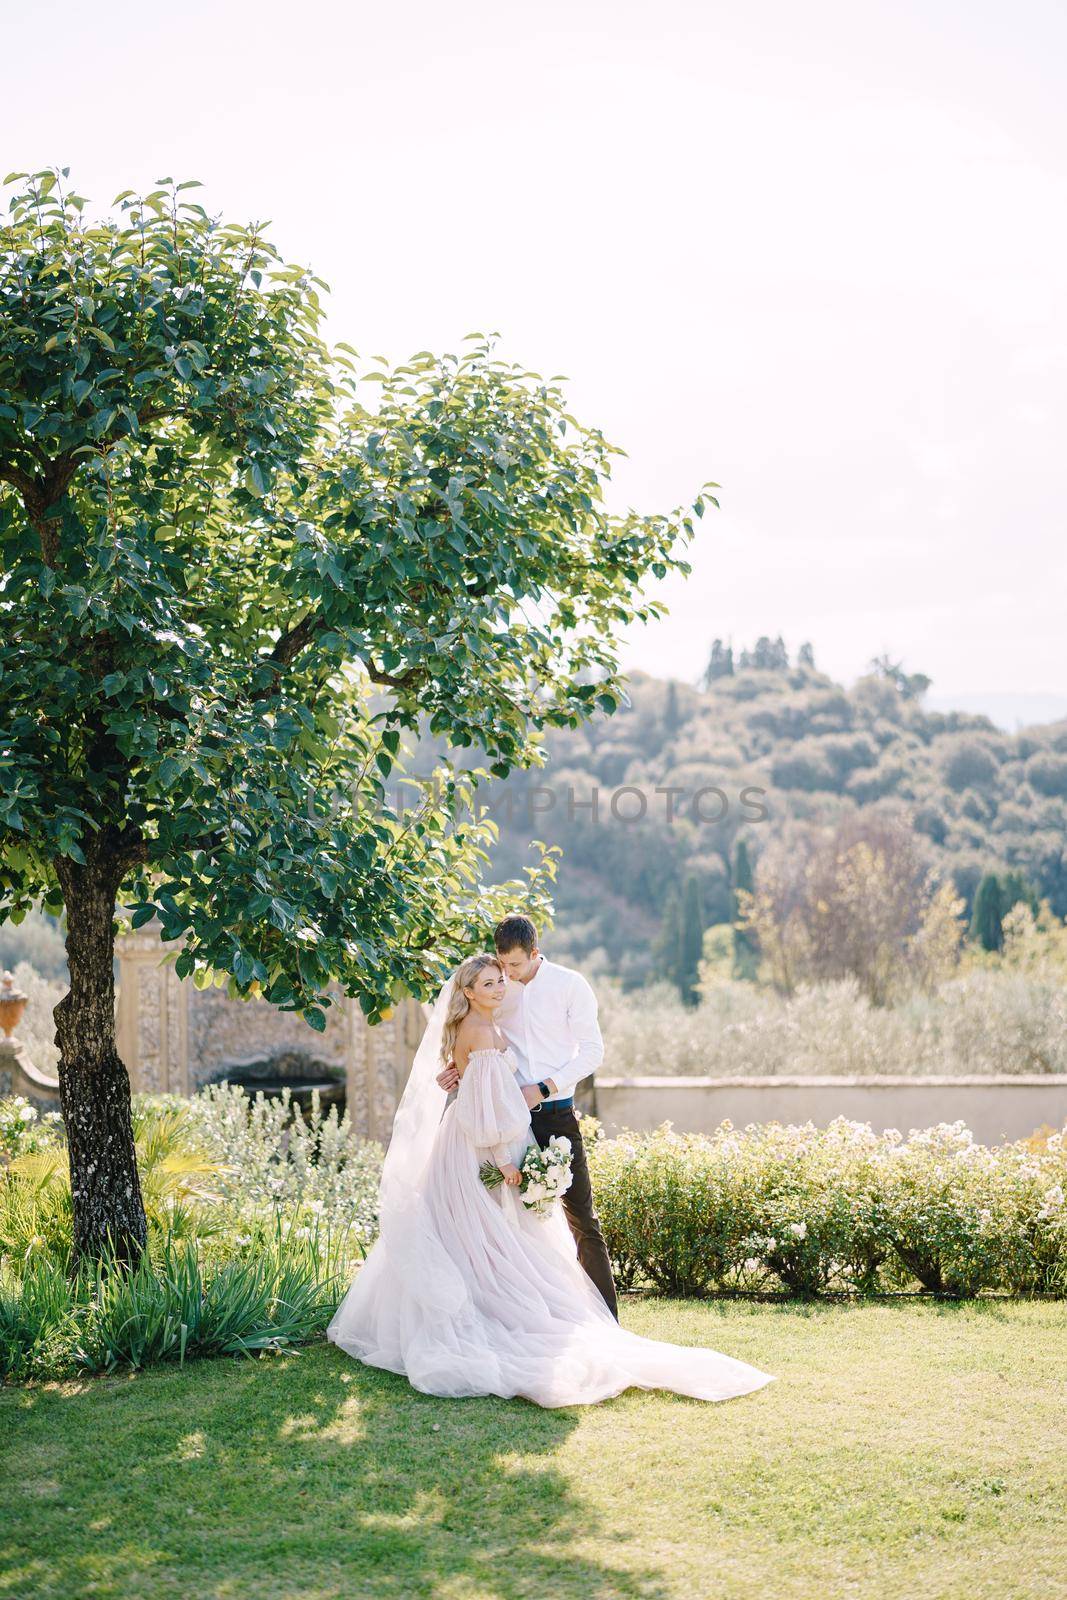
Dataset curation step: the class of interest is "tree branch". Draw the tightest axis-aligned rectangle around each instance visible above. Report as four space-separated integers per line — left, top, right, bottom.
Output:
367 660 428 692
250 610 428 699
0 454 78 566
267 612 324 671
0 463 38 499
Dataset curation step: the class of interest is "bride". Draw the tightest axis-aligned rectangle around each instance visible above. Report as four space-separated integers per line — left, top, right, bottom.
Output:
327 952 776 1407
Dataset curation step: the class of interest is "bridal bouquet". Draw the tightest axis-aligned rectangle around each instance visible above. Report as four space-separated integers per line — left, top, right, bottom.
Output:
480 1136 574 1217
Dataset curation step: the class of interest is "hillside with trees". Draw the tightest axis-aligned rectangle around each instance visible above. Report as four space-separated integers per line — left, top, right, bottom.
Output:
417 638 1067 988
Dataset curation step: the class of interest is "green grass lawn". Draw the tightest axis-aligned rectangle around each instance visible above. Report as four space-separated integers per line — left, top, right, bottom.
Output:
2 1298 1064 1600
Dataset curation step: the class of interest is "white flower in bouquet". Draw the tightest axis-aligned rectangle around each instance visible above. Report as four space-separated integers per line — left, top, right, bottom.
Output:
479 1139 575 1217
518 1140 574 1216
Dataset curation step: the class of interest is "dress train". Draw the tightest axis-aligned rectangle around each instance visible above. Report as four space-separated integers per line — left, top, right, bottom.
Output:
327 1046 776 1407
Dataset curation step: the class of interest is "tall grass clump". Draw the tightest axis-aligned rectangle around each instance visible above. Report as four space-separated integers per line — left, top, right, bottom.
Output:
0 1218 354 1381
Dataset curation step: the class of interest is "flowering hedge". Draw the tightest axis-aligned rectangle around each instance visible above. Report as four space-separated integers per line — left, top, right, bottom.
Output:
585 1116 1067 1298
3 1093 1064 1311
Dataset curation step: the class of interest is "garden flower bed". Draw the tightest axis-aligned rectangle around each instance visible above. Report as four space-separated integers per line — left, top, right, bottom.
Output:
1 1090 1063 1381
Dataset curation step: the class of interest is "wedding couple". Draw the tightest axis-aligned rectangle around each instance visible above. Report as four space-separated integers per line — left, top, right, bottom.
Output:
327 914 775 1408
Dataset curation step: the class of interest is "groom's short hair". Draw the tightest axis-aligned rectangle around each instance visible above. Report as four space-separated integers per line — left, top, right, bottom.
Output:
494 914 537 955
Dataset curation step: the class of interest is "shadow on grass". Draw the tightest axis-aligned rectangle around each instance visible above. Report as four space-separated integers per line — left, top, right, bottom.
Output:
3 1341 672 1600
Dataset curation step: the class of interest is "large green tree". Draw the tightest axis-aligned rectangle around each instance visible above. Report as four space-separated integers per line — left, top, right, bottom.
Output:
0 171 710 1265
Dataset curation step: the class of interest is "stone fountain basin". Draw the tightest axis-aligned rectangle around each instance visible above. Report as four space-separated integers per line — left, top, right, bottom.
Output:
223 1074 346 1115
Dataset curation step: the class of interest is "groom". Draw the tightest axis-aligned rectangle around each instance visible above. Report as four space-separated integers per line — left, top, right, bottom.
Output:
436 913 620 1321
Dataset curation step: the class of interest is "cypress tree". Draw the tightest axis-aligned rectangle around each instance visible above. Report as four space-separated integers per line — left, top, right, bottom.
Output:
655 886 683 990
702 639 734 686
679 874 705 1005
731 838 759 979
970 872 1004 952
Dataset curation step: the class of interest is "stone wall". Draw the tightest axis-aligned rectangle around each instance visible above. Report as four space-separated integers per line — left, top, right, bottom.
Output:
590 1074 1067 1146
115 924 428 1142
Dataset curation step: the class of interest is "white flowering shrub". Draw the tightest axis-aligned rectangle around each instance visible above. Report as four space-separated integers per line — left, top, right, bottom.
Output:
870 1121 1003 1296
735 1118 888 1296
175 1083 383 1249
586 1124 759 1295
980 1135 1067 1295
586 1117 1067 1298
0 1096 63 1161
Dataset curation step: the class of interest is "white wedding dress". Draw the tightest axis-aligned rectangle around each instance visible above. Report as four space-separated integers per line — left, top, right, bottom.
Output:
327 1042 775 1408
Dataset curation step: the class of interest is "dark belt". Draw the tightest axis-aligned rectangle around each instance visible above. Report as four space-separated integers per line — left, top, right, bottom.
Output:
532 1095 574 1112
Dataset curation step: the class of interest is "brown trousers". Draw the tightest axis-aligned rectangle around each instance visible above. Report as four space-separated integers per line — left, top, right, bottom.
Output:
530 1103 619 1320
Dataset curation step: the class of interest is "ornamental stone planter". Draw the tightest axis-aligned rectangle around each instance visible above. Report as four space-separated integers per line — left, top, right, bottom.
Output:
0 969 61 1110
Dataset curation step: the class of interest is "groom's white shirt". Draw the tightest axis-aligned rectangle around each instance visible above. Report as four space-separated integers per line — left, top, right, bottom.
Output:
495 956 604 1102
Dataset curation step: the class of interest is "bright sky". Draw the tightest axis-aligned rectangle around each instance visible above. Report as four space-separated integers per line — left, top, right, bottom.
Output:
4 0 1065 721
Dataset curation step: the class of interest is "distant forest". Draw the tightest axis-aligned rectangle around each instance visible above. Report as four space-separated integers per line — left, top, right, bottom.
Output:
413 637 1067 988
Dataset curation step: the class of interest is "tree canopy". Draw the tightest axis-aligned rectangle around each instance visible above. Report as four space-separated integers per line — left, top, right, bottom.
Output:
0 168 711 1024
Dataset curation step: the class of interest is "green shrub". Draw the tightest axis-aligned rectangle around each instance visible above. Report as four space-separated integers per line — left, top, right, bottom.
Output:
587 1117 1067 1300
0 1253 79 1381
588 1127 756 1295
179 1083 382 1242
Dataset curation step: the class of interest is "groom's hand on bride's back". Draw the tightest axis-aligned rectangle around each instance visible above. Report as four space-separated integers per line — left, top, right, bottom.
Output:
436 1060 460 1091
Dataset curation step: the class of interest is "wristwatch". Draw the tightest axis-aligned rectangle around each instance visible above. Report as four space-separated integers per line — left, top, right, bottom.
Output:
536 1080 552 1101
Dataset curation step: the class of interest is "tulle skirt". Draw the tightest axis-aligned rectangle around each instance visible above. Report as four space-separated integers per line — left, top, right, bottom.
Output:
327 1103 776 1408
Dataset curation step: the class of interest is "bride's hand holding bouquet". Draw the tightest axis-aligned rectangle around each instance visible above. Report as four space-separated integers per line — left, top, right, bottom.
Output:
480 1137 574 1216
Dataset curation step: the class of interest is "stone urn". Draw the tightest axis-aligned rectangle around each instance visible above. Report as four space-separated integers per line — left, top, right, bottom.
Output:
0 971 28 1039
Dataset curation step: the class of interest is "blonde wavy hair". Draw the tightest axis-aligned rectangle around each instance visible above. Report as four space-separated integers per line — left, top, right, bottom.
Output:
440 953 505 1068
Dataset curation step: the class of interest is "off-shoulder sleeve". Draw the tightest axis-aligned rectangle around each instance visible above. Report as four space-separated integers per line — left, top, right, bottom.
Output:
454 1049 530 1165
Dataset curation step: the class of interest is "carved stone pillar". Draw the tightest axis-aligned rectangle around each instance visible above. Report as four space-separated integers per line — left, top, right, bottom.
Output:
343 995 428 1146
115 923 189 1094
343 994 372 1139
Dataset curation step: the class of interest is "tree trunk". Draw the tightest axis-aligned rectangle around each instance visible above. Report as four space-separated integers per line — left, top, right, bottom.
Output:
54 843 147 1271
